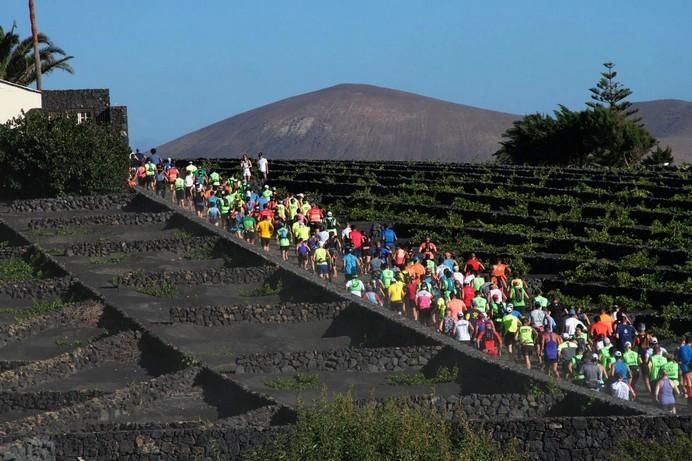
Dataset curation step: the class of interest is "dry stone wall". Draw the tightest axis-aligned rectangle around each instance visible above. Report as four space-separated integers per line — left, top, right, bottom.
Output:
233 345 442 374
27 211 174 229
169 301 350 325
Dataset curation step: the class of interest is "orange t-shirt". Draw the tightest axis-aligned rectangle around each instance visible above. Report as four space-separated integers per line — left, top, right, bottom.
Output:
447 298 465 318
590 321 612 339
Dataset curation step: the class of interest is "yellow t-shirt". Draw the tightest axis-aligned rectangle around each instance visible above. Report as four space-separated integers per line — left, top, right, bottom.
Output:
257 220 274 239
388 281 404 302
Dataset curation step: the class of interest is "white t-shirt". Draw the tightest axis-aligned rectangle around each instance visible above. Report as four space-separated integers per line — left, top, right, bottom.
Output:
488 288 503 302
453 271 464 285
258 157 268 172
564 317 586 336
346 279 364 297
455 319 471 341
611 381 630 400
184 174 195 188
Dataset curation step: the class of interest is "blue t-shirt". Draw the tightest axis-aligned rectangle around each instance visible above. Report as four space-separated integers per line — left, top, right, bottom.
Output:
149 154 161 165
614 360 630 380
208 196 218 208
680 344 692 373
615 324 635 347
258 197 269 210
383 228 397 244
343 254 358 275
208 207 220 219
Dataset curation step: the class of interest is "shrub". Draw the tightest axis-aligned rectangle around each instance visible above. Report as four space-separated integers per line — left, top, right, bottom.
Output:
250 392 523 461
0 111 129 199
265 373 321 390
609 434 692 461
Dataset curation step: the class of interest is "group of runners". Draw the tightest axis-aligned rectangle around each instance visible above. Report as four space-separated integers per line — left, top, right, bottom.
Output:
129 151 691 414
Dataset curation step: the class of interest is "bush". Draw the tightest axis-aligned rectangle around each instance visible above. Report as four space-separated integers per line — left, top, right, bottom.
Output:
250 392 524 461
0 111 129 199
609 434 692 461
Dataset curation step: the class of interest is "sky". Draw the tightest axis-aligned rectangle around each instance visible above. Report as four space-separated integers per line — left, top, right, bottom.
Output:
4 0 692 149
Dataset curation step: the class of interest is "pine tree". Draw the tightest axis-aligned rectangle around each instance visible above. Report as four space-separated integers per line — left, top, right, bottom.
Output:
586 62 640 121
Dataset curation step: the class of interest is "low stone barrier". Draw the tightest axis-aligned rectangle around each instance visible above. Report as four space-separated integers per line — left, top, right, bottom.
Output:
0 277 73 299
472 414 692 461
114 266 277 288
399 392 565 420
10 194 134 213
0 367 201 442
27 211 175 229
169 301 350 325
0 331 140 390
233 345 442 374
0 301 104 348
0 390 107 412
65 235 218 257
0 245 29 260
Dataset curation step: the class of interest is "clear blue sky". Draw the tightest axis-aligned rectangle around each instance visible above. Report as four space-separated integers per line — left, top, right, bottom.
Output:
5 0 691 149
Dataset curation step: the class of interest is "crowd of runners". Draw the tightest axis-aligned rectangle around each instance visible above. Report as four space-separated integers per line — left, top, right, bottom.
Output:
128 150 692 414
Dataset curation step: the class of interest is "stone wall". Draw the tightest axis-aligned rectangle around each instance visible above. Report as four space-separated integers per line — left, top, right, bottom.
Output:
0 301 103 348
0 276 73 299
27 211 174 229
169 301 350 325
114 266 277 288
9 193 133 213
471 415 692 461
0 331 139 390
370 392 565 420
0 245 29 259
232 345 442 374
65 235 217 257
0 390 106 412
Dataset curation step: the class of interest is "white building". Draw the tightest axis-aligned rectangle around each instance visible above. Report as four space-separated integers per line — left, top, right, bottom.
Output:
0 79 42 124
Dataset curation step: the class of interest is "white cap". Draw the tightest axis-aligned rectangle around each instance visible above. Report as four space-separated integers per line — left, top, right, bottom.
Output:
651 337 658 344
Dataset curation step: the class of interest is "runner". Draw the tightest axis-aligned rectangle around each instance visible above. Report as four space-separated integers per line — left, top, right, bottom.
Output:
257 215 274 251
312 243 331 280
257 152 269 180
476 320 502 357
516 317 537 369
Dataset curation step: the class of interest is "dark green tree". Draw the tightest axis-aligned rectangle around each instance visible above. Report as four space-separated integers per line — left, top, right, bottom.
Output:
0 22 73 86
641 144 674 166
0 111 129 199
586 62 639 120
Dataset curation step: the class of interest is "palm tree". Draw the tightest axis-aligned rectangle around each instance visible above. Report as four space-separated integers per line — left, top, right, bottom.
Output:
0 22 73 87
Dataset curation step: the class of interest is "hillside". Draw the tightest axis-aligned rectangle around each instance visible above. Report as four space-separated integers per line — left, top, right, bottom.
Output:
157 84 518 162
158 84 692 163
632 99 692 163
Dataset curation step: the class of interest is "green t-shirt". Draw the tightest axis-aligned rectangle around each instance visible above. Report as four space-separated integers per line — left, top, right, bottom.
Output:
623 350 639 367
663 361 679 384
502 314 519 334
174 177 185 190
649 354 668 381
473 296 488 313
381 269 395 288
242 216 256 231
534 295 548 308
472 277 485 291
314 248 328 264
518 326 534 345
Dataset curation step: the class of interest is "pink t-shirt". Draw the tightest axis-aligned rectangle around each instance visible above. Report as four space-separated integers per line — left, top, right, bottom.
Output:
416 290 432 309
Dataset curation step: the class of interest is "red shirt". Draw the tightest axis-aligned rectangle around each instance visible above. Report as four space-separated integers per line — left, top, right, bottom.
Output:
466 257 481 271
462 286 475 308
350 230 364 249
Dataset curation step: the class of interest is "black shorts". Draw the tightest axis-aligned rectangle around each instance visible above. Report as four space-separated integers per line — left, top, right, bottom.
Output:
544 358 557 366
175 189 185 200
521 345 534 356
261 237 270 246
280 245 289 251
245 231 255 239
504 334 516 345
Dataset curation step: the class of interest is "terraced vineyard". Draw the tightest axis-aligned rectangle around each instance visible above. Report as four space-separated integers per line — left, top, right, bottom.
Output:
249 160 692 336
0 165 690 459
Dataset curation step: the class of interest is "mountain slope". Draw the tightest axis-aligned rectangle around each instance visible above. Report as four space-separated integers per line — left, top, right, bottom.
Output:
158 84 692 163
157 84 518 162
633 99 692 162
